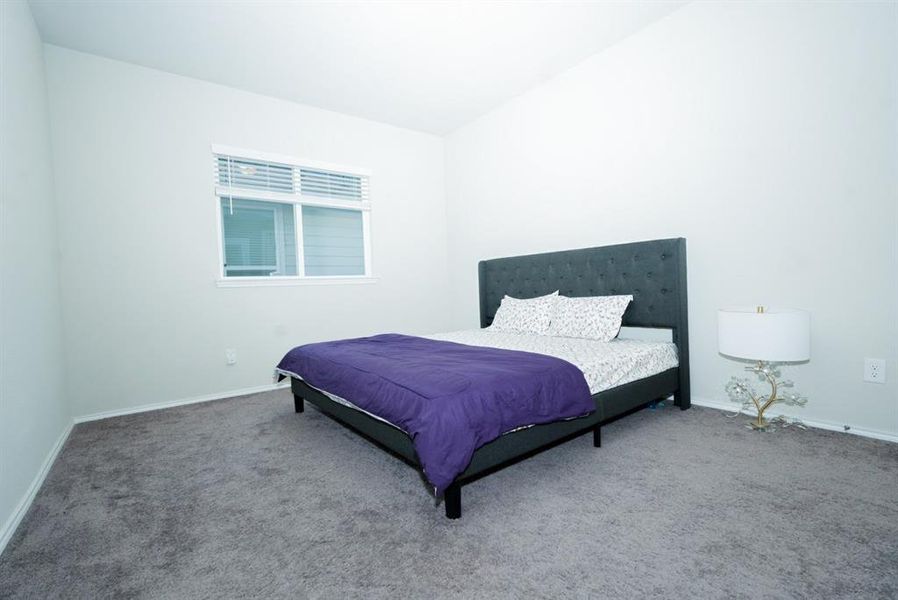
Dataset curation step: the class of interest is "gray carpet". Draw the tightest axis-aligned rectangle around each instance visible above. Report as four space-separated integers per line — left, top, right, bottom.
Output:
0 390 896 599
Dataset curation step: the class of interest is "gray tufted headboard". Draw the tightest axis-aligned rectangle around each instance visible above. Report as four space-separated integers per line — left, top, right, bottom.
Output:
478 238 689 403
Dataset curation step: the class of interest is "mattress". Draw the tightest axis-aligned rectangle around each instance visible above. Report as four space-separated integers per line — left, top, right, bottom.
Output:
299 329 678 429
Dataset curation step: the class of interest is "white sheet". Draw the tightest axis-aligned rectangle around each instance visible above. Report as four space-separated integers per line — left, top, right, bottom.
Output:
427 329 678 395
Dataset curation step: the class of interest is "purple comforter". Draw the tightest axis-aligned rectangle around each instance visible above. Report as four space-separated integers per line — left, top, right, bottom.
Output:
276 334 593 494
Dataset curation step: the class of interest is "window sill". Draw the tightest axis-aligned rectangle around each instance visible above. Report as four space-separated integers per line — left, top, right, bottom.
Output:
216 276 379 288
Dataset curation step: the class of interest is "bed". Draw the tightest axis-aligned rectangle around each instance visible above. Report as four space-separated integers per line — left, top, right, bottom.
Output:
281 237 689 518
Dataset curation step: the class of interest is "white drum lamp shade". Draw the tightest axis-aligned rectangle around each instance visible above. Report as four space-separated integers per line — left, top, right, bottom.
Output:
718 308 810 362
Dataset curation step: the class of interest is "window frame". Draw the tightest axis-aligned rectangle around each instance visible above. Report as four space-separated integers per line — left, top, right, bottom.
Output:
212 144 375 287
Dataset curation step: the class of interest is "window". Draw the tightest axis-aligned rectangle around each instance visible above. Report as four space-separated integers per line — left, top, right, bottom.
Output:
213 146 372 284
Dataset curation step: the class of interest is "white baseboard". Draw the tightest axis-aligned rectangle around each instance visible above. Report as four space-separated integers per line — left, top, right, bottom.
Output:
690 396 898 443
73 382 290 424
0 419 74 556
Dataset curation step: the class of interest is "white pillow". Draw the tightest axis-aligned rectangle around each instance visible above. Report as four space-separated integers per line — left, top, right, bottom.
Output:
490 291 559 334
546 294 633 341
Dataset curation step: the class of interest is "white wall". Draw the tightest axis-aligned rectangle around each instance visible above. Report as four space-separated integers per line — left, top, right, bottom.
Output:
446 1 898 435
0 0 70 548
44 47 451 418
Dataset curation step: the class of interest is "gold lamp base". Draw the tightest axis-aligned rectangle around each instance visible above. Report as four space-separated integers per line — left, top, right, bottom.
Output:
737 360 805 432
749 417 771 431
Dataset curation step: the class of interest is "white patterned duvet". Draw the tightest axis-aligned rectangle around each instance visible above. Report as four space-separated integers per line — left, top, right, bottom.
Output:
427 329 678 395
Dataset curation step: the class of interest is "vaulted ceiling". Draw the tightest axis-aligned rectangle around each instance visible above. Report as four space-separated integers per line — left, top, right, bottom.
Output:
29 1 684 134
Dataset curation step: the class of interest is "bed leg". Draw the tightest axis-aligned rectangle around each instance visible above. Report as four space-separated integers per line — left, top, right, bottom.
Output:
445 483 461 519
593 424 601 448
293 394 304 414
674 390 691 411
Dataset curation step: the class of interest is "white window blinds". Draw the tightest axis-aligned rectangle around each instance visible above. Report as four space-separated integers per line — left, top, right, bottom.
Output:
214 154 369 203
216 156 295 194
299 168 368 201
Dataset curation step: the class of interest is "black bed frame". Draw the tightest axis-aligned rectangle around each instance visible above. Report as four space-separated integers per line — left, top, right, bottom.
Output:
290 238 690 519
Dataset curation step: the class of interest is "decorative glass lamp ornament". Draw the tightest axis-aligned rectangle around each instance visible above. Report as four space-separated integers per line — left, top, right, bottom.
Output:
718 307 810 431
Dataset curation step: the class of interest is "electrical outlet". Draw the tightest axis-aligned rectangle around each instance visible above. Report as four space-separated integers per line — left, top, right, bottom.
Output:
225 348 237 365
864 358 886 384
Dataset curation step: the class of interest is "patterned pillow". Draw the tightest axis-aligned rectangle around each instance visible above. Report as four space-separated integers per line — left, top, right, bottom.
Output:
546 295 633 341
490 291 559 334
